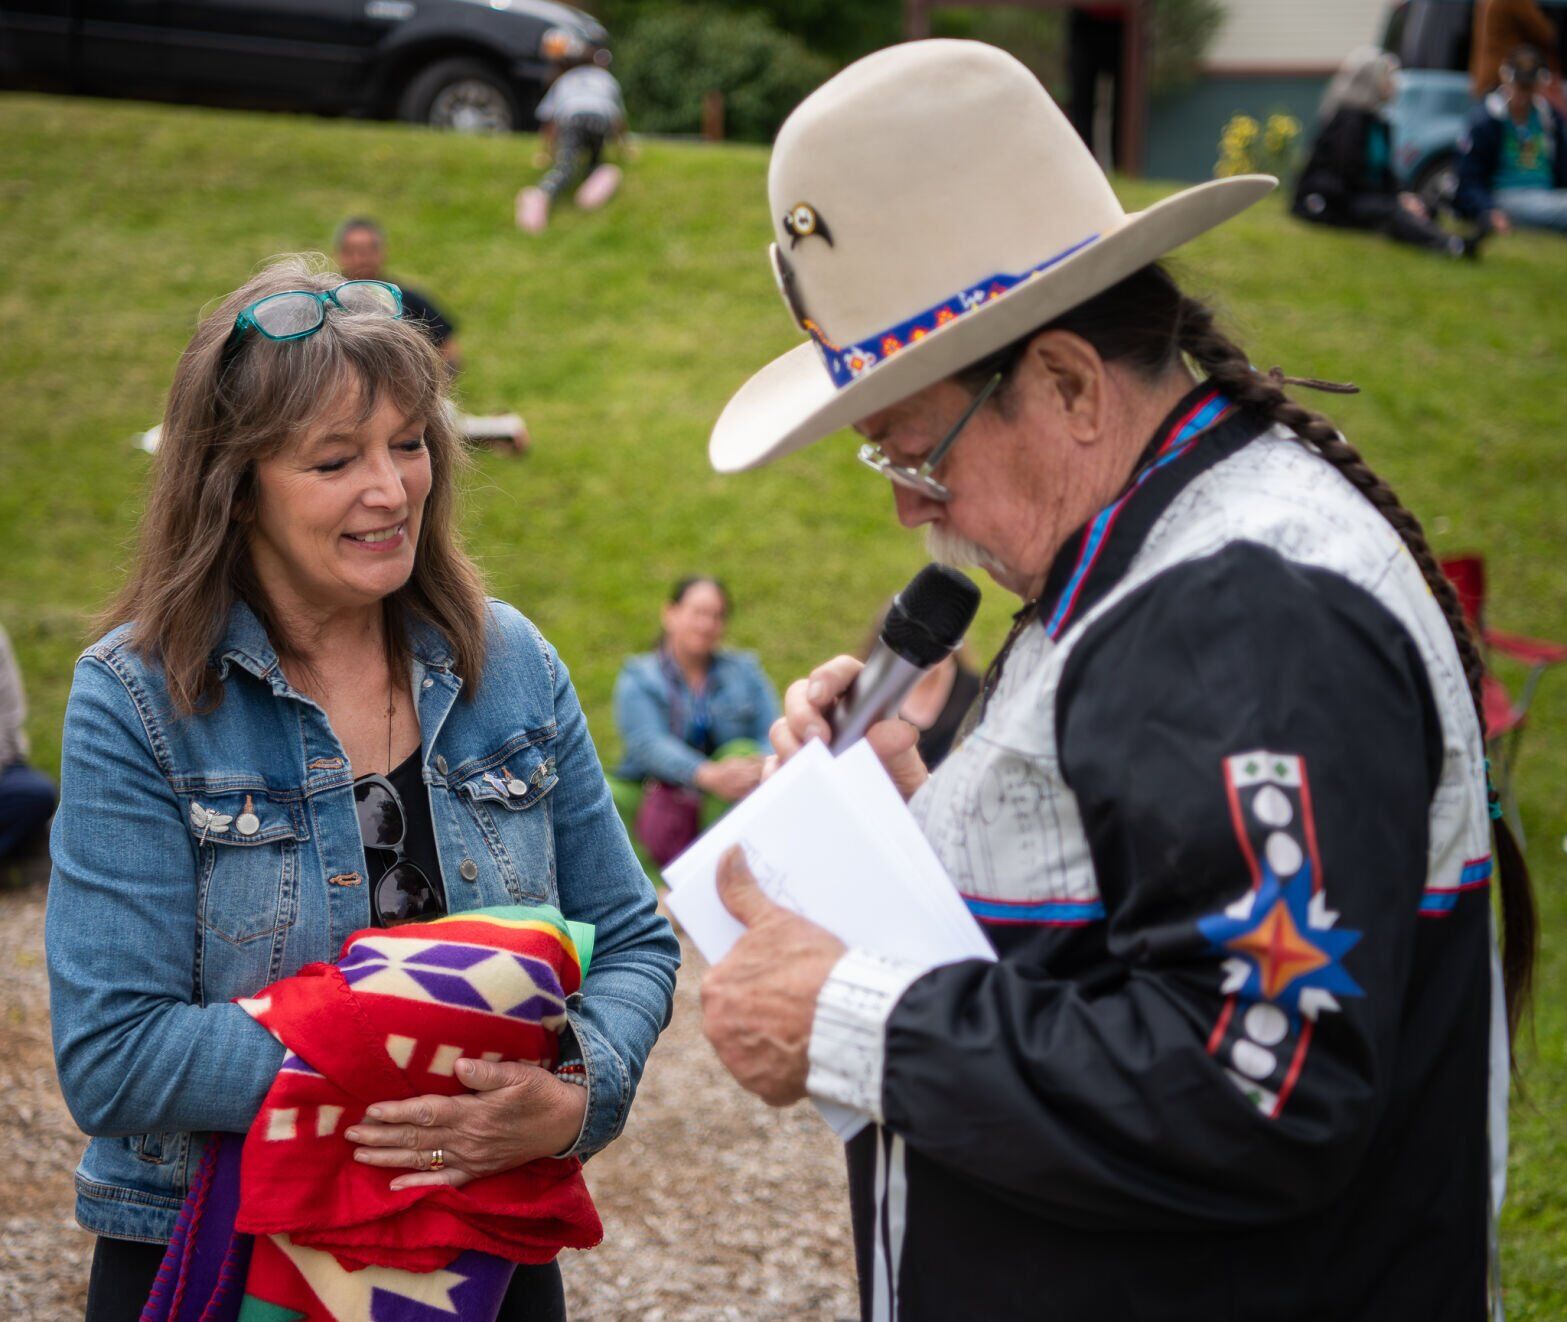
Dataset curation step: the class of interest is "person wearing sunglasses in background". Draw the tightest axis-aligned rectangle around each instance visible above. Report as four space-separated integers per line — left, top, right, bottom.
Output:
45 256 679 1322
1457 46 1567 237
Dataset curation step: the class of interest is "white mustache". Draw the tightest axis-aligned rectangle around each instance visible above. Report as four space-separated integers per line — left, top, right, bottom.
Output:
925 525 1003 574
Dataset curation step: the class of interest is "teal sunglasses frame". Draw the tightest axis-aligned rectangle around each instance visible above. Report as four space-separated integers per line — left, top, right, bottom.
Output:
227 279 404 345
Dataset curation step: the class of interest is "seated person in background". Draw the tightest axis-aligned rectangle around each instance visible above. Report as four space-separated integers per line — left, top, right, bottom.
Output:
859 605 980 772
1457 47 1567 235
335 216 533 451
1471 0 1560 99
1293 48 1479 258
610 577 777 865
0 619 55 872
335 217 460 370
516 50 627 234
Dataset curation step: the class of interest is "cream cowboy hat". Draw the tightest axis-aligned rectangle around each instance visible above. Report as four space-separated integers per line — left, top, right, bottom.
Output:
709 39 1275 473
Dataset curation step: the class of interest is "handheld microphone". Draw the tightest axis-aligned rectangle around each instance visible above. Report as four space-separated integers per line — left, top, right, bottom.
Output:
828 564 982 754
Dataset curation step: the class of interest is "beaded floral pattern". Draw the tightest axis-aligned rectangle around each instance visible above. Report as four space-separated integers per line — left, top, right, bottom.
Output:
804 233 1100 389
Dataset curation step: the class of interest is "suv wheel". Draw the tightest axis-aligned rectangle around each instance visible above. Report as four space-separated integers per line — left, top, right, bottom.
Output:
1412 153 1459 214
397 58 518 133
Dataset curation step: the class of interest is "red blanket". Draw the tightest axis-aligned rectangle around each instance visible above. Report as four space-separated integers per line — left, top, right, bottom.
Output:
233 909 602 1273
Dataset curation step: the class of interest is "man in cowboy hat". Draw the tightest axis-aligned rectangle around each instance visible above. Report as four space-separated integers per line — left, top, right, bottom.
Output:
696 40 1528 1322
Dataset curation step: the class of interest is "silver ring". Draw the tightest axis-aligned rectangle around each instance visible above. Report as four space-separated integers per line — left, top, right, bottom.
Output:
428 1148 445 1171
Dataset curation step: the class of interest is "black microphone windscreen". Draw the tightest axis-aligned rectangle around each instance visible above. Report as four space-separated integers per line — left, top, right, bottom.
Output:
882 565 982 667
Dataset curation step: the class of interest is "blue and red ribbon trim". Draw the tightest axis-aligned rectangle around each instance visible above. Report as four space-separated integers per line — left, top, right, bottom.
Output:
962 893 1107 926
1418 855 1493 917
1042 389 1232 639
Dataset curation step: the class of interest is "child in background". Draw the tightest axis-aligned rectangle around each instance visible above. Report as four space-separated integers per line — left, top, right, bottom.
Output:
516 50 627 234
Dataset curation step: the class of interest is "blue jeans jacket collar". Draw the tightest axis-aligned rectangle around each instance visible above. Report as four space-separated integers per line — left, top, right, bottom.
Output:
215 599 455 684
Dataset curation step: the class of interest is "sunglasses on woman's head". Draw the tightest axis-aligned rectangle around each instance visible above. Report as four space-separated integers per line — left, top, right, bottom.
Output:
219 280 404 375
353 774 446 927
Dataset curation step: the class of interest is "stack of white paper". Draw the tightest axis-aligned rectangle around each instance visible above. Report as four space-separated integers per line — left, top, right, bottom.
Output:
664 739 995 1139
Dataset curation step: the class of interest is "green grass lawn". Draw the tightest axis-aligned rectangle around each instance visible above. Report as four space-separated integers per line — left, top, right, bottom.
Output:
3 93 1565 1310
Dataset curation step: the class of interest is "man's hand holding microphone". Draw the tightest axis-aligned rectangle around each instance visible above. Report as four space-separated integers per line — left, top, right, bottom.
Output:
700 566 981 1106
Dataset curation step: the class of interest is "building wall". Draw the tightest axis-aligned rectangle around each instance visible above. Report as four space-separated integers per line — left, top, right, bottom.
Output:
1207 0 1388 71
1146 74 1328 183
1145 0 1390 182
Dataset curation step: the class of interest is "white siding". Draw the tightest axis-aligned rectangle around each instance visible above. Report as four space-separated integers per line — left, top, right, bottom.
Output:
1205 0 1386 72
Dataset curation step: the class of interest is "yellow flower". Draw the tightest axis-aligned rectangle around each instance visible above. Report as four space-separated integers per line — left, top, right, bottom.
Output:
1265 113 1298 140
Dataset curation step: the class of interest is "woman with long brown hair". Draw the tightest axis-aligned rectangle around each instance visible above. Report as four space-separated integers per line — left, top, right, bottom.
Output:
45 256 679 1321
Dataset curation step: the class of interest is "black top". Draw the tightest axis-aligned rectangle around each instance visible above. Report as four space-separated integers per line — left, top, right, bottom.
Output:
913 663 980 771
395 281 456 347
1292 107 1395 222
845 395 1491 1321
362 747 448 917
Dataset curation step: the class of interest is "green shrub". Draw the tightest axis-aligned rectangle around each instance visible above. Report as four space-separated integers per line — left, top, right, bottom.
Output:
617 6 836 143
593 0 900 68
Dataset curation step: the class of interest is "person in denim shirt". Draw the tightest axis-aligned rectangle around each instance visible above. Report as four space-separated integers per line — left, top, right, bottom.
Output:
609 578 778 857
609 578 777 867
46 257 679 1322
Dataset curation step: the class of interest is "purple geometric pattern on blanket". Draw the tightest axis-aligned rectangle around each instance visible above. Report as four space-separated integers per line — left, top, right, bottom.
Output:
403 943 498 971
511 953 566 1000
368 1253 515 1321
337 941 567 1020
505 994 564 1022
341 960 382 988
405 967 494 1012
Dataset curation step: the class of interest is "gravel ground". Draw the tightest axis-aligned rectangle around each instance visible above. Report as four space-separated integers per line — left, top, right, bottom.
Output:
0 884 858 1320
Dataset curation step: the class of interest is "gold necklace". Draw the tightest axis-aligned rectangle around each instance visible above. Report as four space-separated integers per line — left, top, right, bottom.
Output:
384 669 395 775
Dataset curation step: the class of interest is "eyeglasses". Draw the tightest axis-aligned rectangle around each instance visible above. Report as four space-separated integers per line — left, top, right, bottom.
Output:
856 371 1003 503
221 281 403 373
354 774 447 927
232 280 403 342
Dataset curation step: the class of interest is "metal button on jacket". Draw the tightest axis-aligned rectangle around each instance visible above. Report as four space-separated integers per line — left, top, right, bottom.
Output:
459 858 479 882
435 755 448 776
235 795 260 837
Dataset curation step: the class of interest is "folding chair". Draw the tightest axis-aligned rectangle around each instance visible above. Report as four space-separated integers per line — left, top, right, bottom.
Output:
1440 554 1567 844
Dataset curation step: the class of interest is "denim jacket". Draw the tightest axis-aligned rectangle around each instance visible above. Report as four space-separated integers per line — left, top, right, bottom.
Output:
612 650 778 786
46 600 679 1244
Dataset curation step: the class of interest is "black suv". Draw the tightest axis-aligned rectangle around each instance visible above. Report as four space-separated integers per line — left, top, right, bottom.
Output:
0 0 607 132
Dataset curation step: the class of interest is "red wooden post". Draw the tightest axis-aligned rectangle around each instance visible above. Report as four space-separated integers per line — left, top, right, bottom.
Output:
1117 0 1148 177
701 89 725 142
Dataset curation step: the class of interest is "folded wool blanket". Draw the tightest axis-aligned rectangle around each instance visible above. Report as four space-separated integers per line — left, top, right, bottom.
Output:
143 905 603 1322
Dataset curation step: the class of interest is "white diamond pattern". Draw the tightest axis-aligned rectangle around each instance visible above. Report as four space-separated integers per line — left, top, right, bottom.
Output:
346 937 566 1022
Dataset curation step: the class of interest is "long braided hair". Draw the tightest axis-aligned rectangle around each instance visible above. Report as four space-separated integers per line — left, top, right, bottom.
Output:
957 262 1536 1039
